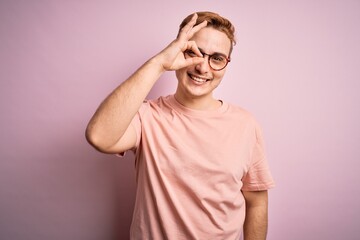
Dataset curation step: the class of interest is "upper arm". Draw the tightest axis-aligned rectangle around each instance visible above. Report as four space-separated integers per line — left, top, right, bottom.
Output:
103 123 138 154
242 190 268 208
241 122 275 191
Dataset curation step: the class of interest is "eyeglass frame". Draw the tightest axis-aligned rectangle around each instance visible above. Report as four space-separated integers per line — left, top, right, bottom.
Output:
184 49 231 71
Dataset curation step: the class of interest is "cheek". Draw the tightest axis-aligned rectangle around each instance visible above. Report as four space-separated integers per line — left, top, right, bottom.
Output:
213 70 226 81
175 70 182 82
175 68 189 81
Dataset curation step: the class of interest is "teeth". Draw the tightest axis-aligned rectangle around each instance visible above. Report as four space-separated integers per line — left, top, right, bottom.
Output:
190 75 207 83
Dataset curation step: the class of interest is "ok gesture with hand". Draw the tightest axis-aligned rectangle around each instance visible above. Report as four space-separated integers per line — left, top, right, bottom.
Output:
156 14 207 71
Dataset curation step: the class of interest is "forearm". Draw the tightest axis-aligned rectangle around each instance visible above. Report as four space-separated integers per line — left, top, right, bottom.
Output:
242 190 269 240
86 57 165 151
243 204 268 240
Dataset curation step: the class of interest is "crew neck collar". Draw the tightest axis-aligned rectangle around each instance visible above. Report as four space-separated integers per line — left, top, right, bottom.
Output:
167 95 228 117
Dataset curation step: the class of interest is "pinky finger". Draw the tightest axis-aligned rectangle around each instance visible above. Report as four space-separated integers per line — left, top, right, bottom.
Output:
189 20 207 38
178 13 198 39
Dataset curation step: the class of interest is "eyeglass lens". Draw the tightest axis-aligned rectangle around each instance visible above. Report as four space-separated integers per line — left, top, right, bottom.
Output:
185 50 229 70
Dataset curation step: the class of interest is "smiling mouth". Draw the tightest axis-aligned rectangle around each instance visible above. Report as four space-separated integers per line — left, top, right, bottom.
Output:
188 73 210 84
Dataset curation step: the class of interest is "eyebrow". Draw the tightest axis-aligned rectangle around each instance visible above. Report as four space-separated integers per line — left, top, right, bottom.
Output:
198 48 228 58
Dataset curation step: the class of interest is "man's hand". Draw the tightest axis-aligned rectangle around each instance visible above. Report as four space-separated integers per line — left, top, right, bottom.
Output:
154 13 207 71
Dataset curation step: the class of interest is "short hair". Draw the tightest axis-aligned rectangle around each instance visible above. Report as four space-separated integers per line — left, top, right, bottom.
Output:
179 11 236 55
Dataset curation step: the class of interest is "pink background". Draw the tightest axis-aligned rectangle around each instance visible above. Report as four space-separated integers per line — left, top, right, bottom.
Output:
1 1 359 239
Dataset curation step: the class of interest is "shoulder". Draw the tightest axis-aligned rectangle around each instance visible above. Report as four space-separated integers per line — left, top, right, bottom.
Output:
223 103 267 139
139 95 172 117
144 95 171 107
225 103 258 123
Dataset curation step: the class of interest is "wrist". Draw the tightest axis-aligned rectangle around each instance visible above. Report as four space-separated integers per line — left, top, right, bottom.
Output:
148 54 168 73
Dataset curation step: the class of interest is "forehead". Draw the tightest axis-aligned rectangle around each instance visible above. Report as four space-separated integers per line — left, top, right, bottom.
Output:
190 27 231 55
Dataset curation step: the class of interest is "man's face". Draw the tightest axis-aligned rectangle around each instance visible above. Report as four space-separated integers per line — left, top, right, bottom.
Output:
175 27 232 100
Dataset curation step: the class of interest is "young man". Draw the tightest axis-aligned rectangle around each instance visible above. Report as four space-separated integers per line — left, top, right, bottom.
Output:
86 11 275 240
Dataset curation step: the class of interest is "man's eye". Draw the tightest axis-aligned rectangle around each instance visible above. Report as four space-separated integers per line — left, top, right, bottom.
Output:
186 50 197 56
212 55 225 62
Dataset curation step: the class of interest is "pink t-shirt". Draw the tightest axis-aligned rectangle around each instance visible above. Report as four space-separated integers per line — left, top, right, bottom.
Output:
127 95 275 240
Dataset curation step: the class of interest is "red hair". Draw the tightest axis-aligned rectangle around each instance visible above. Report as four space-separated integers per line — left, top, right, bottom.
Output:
179 11 236 54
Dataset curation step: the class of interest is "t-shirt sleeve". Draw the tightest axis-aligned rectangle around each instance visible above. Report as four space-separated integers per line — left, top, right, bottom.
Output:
241 124 275 191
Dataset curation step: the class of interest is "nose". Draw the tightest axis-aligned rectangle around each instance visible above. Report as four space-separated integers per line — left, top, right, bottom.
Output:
195 55 210 73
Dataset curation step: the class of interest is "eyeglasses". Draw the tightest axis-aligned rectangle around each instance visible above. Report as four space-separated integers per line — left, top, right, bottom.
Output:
184 49 230 71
